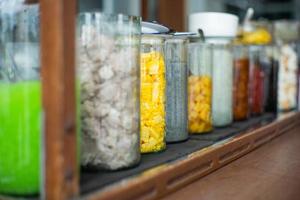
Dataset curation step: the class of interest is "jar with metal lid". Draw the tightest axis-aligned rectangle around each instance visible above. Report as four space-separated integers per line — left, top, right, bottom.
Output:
188 43 213 133
140 34 166 153
233 45 249 121
78 12 141 170
0 3 41 195
212 44 233 127
249 46 265 115
165 36 188 142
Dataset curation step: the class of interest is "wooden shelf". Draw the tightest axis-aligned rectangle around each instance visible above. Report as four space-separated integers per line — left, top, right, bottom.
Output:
80 112 299 200
162 118 300 200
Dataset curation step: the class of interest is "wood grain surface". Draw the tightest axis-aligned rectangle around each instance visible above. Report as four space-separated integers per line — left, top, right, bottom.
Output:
158 0 185 31
40 0 78 199
162 125 300 200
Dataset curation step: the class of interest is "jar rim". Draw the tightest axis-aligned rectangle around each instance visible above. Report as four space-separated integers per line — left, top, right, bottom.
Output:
188 42 212 48
165 37 188 43
78 12 141 23
141 34 171 43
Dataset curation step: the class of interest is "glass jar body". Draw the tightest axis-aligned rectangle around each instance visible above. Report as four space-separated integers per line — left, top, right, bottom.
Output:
277 44 298 112
249 46 265 115
260 45 279 113
78 13 141 170
233 45 250 121
140 35 166 153
187 43 213 133
165 38 188 142
0 4 41 195
212 44 233 127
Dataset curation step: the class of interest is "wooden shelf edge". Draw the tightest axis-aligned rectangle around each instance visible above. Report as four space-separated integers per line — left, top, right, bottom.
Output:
83 112 300 200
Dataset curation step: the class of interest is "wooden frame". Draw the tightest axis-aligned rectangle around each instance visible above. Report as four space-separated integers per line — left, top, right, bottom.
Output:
141 0 148 20
141 0 186 31
157 0 186 31
40 0 78 199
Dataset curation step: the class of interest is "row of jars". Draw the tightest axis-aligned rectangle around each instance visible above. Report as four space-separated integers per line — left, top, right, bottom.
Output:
78 14 298 170
78 13 299 169
0 10 299 196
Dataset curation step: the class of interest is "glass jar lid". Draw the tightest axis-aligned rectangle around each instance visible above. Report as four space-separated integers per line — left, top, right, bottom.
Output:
142 21 171 34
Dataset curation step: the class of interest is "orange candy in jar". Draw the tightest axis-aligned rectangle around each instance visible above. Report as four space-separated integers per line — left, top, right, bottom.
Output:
188 43 213 134
233 45 250 121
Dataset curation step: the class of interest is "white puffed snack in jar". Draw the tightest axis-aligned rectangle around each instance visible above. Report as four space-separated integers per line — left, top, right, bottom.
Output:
77 14 140 170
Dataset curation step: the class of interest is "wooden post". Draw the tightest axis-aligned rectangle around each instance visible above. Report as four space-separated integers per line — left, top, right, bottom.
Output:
40 0 78 199
158 0 186 31
141 0 148 21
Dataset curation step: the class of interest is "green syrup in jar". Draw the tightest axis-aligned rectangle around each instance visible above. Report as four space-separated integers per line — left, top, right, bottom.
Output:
0 81 41 195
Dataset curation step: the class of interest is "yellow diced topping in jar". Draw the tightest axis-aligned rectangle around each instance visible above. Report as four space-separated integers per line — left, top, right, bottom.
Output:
188 75 212 133
140 51 166 153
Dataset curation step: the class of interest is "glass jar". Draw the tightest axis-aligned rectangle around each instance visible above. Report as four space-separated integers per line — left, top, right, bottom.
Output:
77 13 141 170
0 4 41 195
298 65 300 111
188 43 213 133
277 44 298 112
140 34 166 153
296 42 300 111
165 37 188 142
212 44 233 127
233 45 249 121
260 45 279 113
249 46 265 115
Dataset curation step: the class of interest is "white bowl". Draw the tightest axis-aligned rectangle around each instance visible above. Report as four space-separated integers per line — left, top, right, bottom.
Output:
188 12 239 37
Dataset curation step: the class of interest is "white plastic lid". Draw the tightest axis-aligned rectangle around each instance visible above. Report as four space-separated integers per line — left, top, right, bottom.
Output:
189 12 239 37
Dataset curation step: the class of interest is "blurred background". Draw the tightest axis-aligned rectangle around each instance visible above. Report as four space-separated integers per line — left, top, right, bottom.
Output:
79 0 300 31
